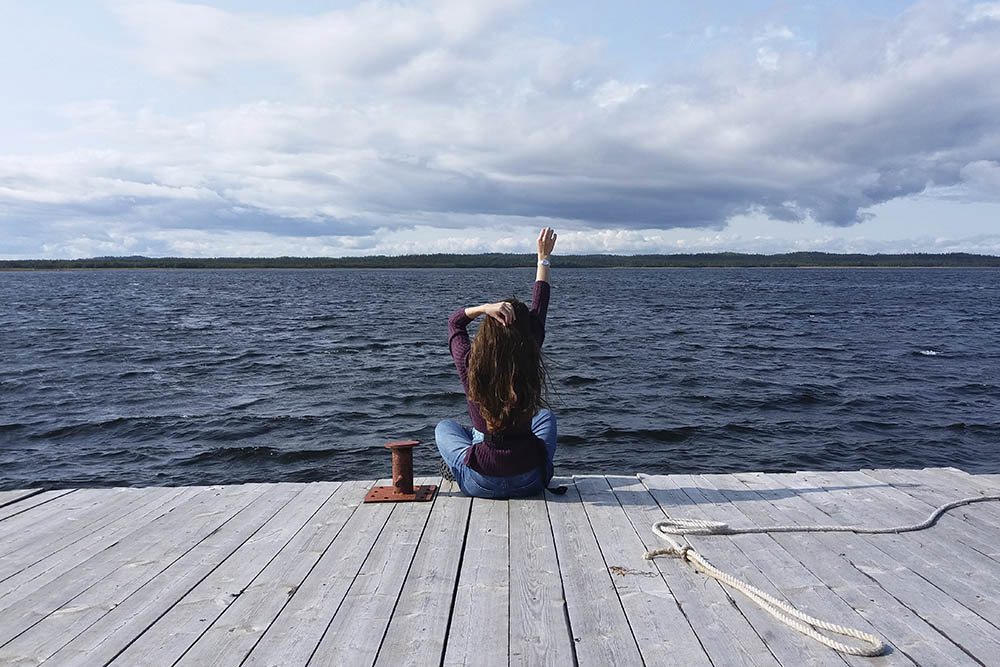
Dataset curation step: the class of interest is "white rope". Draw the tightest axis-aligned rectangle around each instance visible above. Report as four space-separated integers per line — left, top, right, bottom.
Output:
643 494 1000 657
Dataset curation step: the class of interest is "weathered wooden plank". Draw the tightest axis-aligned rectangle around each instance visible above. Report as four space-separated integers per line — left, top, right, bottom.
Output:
798 470 1000 628
546 476 644 667
729 471 976 667
173 481 374 667
0 483 299 665
931 467 1000 493
46 483 339 667
776 471 1000 663
697 473 915 666
607 474 782 667
306 477 440 667
0 489 75 522
641 473 850 667
859 468 1000 554
0 490 42 509
508 492 575 667
240 478 432 667
0 483 267 650
0 486 183 581
375 480 471 666
0 488 142 561
688 473 894 667
84 483 339 667
974 473 1000 489
443 496 509 667
573 475 712 666
878 468 1000 530
0 486 205 611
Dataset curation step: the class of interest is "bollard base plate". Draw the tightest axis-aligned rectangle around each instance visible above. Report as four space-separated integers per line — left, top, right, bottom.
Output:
363 484 438 503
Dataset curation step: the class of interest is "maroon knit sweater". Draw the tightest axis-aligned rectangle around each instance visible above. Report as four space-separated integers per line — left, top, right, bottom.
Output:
447 280 550 476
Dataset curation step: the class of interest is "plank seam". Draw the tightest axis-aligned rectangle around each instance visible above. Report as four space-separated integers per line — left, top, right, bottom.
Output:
238 481 386 667
846 556 985 666
573 476 649 667
436 486 474 667
367 482 441 667
0 487 243 649
168 483 344 667
855 470 1000 566
0 489 45 510
803 474 1000 635
0 486 190 586
544 485 580 667
302 504 399 666
0 489 77 523
507 499 511 667
639 474 784 666
773 473 997 663
603 475 716 667
0 485 267 653
675 478 857 666
85 485 310 667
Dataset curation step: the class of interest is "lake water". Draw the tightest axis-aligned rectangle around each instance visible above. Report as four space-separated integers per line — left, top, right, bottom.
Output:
1 268 998 490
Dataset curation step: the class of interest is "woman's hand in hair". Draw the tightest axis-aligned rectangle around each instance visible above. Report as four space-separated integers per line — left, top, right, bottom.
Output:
537 227 557 259
482 301 515 326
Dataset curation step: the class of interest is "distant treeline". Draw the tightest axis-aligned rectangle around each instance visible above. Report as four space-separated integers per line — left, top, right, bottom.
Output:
2 252 999 270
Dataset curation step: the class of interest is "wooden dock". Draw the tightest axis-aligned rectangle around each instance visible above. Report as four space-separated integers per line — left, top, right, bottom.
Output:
1 467 999 666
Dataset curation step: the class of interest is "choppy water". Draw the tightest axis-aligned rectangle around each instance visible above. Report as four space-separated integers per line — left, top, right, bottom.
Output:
1 268 998 490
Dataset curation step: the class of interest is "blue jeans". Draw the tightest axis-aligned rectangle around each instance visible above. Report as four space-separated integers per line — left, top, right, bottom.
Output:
435 410 557 499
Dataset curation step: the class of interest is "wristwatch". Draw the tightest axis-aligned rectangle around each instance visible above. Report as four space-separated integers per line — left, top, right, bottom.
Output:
538 258 551 266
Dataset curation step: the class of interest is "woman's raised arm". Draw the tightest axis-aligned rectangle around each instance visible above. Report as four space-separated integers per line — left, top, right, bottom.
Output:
535 227 557 283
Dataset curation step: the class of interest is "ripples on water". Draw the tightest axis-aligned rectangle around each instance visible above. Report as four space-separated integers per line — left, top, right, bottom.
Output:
1 268 998 489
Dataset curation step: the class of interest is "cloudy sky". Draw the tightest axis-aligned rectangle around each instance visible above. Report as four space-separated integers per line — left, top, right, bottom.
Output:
2 0 999 258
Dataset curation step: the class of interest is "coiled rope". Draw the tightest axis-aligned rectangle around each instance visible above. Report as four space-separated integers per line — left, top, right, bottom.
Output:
643 493 1000 657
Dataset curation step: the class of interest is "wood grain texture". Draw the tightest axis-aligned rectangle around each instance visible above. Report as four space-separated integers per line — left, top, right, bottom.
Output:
508 492 574 667
695 473 913 667
0 488 148 560
0 483 296 666
573 475 713 667
0 490 42 509
174 480 373 667
1 469 997 666
0 483 267 653
443 496 509 667
0 486 203 613
859 468 1000 552
0 486 186 581
641 473 849 667
241 480 397 667
546 477 644 667
54 484 338 667
798 470 1000 628
777 471 1000 663
375 480 471 666
305 477 440 667
869 467 1000 532
0 489 75 522
607 474 782 667
731 471 978 667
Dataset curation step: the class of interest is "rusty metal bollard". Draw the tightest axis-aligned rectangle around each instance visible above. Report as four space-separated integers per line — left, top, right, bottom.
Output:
363 440 438 503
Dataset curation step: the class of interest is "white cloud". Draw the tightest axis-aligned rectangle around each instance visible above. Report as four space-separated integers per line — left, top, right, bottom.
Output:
968 2 1000 22
958 160 1000 200
2 1 1000 258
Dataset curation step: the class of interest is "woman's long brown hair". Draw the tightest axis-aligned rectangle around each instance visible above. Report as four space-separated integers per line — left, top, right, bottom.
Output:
468 299 548 432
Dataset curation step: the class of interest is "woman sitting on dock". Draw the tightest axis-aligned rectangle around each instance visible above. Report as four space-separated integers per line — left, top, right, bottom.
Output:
436 227 558 498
